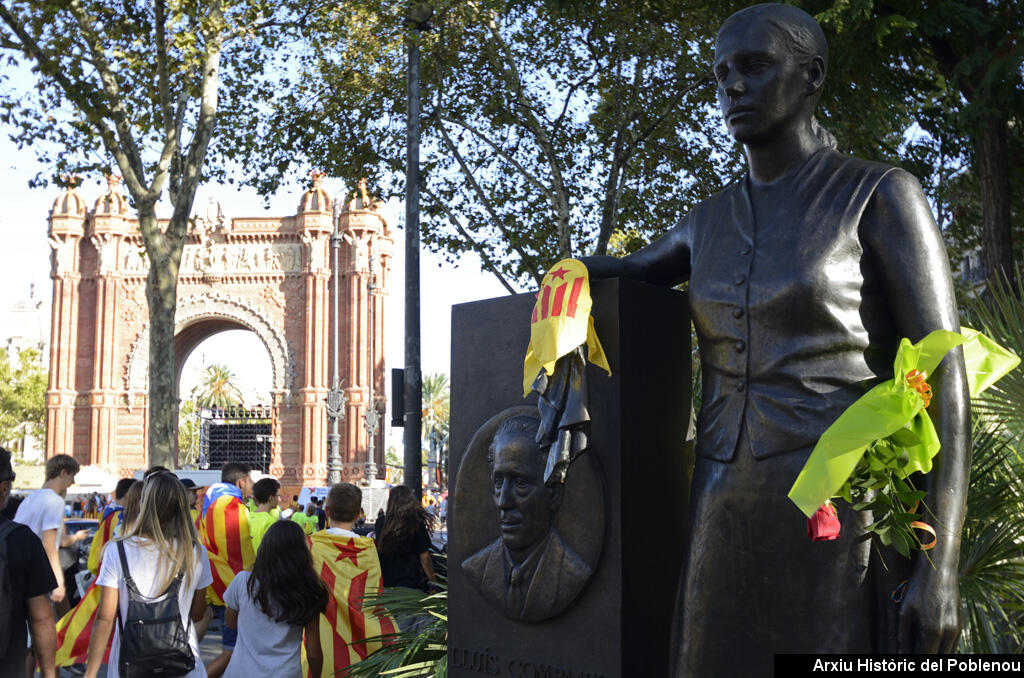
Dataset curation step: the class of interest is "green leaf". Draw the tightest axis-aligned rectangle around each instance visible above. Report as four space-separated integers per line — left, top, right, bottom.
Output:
888 426 922 447
896 490 927 507
890 527 912 558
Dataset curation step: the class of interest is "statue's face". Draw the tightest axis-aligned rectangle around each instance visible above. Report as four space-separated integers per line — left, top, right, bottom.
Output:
490 432 554 554
714 19 810 145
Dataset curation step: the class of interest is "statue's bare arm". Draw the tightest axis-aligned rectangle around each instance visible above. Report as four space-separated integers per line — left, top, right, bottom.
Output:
862 168 971 654
581 216 692 286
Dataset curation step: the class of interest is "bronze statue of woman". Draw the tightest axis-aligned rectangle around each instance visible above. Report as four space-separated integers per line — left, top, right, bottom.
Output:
583 4 969 674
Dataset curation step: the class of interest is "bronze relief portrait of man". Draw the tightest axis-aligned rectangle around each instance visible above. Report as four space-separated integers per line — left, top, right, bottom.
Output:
455 407 604 623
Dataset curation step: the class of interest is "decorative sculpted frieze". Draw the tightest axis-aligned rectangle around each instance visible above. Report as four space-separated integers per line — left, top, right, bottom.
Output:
119 241 304 276
90 233 117 275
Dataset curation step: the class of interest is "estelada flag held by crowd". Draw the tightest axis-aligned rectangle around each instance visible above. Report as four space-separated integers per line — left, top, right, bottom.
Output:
201 492 255 605
54 582 111 666
86 505 121 574
55 507 122 665
306 531 396 676
522 259 611 396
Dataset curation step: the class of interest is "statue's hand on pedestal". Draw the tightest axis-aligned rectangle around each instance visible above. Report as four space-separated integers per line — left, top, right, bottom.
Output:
897 562 961 654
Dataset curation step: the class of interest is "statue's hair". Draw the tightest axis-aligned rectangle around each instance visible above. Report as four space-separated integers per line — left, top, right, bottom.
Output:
487 414 543 466
720 3 837 149
720 3 828 72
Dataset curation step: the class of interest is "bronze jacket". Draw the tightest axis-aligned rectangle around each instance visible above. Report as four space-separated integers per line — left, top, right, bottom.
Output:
681 149 901 462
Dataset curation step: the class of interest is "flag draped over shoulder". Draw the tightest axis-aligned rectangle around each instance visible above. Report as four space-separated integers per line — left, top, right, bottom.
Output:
200 494 254 605
307 532 396 676
86 507 121 575
56 507 122 665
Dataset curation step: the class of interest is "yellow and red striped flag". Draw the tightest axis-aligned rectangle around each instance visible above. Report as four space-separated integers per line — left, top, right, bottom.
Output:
55 581 112 666
57 507 120 665
200 495 254 605
307 531 396 676
85 508 120 575
523 258 610 395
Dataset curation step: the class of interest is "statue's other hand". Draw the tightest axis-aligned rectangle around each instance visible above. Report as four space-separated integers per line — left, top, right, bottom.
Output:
897 565 961 654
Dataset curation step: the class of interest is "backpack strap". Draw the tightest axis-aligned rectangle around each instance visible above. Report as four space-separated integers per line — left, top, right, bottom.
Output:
116 540 143 597
0 518 17 543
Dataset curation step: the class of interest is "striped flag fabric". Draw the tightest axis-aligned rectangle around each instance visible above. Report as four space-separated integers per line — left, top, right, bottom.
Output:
200 494 254 605
54 580 111 666
522 258 610 396
85 507 121 575
56 507 121 665
307 531 396 676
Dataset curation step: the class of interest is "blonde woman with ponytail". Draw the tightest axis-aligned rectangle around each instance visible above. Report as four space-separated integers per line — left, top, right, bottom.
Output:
85 471 213 678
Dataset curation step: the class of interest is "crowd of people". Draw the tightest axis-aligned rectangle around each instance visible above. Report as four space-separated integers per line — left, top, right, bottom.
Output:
0 448 442 678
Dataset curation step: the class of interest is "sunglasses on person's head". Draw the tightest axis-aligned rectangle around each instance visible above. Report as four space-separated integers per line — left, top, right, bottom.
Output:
0 473 15 483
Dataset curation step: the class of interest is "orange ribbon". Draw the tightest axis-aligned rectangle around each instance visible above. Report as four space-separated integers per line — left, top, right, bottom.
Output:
911 521 937 550
907 499 937 551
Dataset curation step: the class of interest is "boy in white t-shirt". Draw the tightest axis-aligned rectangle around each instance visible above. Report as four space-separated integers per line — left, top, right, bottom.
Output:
14 454 89 604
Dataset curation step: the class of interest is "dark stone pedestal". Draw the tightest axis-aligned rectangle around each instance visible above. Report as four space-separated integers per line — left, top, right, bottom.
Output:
449 278 692 678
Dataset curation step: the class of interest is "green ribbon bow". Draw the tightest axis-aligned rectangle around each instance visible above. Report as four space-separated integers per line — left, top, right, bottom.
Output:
789 328 1021 518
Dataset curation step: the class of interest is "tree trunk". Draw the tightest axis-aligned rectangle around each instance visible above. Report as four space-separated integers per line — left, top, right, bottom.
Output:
975 113 1015 290
140 210 180 469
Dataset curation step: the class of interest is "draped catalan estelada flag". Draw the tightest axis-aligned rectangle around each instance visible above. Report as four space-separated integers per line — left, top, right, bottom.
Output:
54 581 110 666
200 494 255 605
54 507 123 665
523 258 610 396
86 507 121 575
307 531 396 676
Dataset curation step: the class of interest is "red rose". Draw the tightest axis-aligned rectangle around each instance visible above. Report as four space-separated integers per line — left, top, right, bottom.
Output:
807 501 841 541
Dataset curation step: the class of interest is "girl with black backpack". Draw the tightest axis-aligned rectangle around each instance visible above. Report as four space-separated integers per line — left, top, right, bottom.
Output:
85 471 213 678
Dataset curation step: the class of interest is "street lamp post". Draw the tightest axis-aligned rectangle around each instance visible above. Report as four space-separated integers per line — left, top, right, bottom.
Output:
404 3 432 496
364 240 380 482
325 197 346 485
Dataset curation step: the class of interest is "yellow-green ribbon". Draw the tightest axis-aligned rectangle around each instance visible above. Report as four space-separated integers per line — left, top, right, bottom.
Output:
788 327 1021 518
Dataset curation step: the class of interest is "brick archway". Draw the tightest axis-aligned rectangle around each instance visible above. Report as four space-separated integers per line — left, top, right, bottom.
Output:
125 291 295 398
45 177 391 485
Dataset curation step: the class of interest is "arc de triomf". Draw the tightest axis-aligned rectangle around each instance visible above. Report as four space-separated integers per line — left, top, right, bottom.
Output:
44 174 390 485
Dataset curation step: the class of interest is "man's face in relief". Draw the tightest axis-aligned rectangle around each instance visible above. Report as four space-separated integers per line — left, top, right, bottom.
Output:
490 430 556 556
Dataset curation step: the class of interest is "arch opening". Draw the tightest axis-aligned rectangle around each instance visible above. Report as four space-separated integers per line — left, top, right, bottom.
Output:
177 326 275 471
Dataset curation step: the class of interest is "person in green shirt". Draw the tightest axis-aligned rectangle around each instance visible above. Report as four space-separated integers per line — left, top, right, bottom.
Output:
249 477 281 552
291 503 308 532
302 503 318 535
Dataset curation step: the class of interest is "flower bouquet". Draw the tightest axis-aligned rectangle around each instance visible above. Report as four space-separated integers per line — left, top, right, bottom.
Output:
790 328 1020 556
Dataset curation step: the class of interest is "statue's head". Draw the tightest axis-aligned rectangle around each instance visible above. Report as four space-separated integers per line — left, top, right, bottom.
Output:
714 3 828 146
487 415 562 557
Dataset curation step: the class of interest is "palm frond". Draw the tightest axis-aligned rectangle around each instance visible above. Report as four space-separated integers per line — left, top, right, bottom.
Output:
957 271 1024 653
963 268 1024 435
958 425 1024 652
